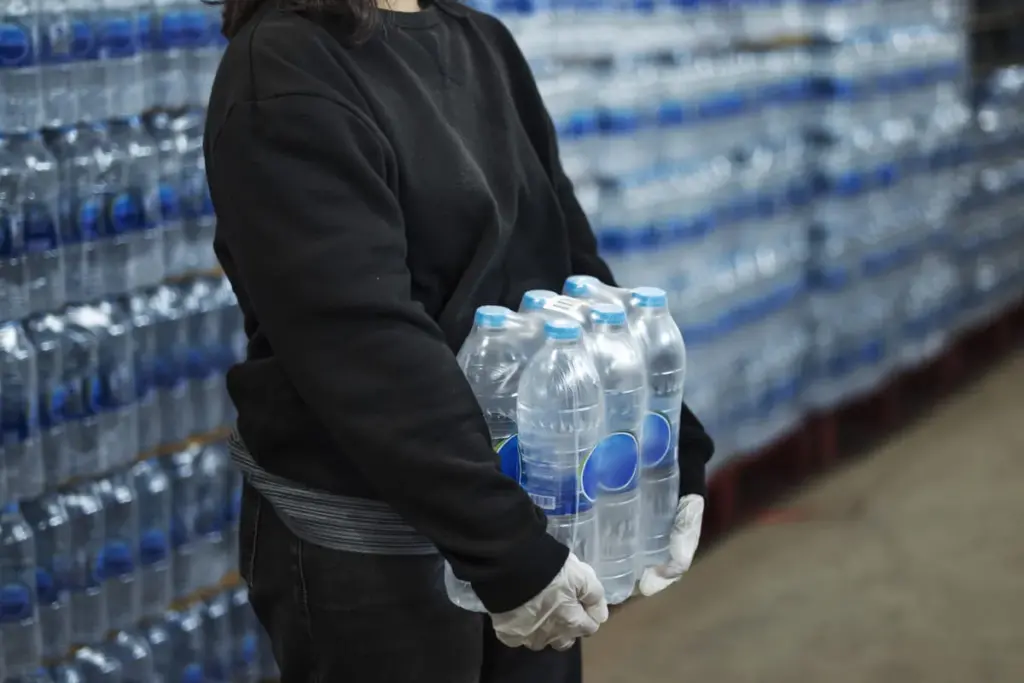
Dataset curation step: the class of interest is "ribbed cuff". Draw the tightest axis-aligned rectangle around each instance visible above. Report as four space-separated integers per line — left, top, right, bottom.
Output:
472 530 570 614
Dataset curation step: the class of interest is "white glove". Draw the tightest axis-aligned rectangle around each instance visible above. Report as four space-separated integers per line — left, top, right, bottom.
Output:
638 494 705 597
490 552 609 651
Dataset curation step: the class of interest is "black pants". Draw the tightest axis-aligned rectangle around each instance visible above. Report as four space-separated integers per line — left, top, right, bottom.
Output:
240 484 583 683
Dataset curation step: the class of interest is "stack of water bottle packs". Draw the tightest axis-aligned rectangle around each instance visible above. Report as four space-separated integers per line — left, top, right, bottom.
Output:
445 277 685 608
0 0 285 679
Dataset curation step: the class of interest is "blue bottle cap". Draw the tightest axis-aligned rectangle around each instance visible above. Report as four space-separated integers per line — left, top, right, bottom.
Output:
520 289 557 311
591 302 627 325
631 286 667 308
564 275 597 297
474 306 509 329
544 319 582 341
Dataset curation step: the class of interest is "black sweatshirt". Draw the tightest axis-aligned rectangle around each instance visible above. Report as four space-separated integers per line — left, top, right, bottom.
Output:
204 0 714 613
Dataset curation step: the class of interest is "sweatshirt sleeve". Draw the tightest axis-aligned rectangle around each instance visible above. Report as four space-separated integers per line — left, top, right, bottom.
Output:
206 94 568 613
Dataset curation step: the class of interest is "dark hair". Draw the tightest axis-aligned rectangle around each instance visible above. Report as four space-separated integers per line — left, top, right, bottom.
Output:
213 0 381 43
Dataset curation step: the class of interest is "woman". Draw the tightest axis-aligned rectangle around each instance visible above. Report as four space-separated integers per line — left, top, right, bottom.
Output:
205 0 715 680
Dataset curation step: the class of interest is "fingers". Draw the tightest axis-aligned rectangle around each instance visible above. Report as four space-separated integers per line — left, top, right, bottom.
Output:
568 556 610 624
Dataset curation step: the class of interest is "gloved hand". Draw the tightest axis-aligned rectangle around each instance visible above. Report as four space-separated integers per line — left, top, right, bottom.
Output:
638 494 705 597
490 552 609 651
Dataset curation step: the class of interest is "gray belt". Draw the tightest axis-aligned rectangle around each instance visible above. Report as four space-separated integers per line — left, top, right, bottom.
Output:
228 430 437 555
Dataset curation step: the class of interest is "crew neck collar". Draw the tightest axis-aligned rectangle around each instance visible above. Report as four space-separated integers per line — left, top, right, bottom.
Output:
378 0 441 28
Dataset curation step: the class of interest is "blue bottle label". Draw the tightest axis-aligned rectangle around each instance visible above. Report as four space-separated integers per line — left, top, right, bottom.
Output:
63 373 102 419
494 434 520 483
154 355 185 390
159 181 182 222
99 362 134 409
0 21 37 68
240 633 257 667
591 431 639 493
139 527 170 566
69 18 97 61
0 207 24 258
98 16 139 58
107 190 145 234
23 201 61 253
154 11 185 50
40 15 73 64
640 411 673 469
0 582 34 622
521 448 599 516
39 382 68 429
137 11 153 51
180 9 209 48
184 347 210 380
97 539 135 579
35 565 66 605
1 381 39 444
71 195 104 243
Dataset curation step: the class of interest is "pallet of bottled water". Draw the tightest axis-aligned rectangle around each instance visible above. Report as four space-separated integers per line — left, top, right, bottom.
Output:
444 277 685 608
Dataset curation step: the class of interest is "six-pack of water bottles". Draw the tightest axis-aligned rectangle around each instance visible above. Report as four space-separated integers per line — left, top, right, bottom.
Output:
445 279 685 608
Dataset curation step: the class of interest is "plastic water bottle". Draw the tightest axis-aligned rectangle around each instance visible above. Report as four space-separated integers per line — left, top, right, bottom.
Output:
0 502 43 677
141 618 170 683
228 588 258 683
149 285 190 447
588 302 645 603
65 302 138 471
518 319 603 564
122 292 160 455
183 1 219 106
60 486 107 647
144 111 188 279
129 458 171 620
1 321 44 502
42 125 99 306
21 494 73 665
0 137 30 323
146 0 188 111
38 0 76 129
444 306 531 611
183 278 224 435
630 287 685 567
106 630 154 683
25 314 71 490
165 606 205 683
72 647 122 683
0 0 43 133
176 111 215 273
92 472 140 632
106 117 164 292
98 0 144 120
163 447 199 601
61 317 102 480
9 131 66 316
195 442 230 588
202 592 232 682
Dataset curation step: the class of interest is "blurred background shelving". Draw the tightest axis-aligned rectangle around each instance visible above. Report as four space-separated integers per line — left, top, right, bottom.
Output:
0 0 1021 681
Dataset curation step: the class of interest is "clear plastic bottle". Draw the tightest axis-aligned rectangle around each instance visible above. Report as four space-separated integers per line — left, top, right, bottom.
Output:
201 592 232 683
60 318 102 480
444 306 531 612
588 302 646 603
92 472 140 633
122 292 160 456
0 0 44 134
630 287 685 567
68 0 104 124
144 111 188 279
60 486 107 648
195 442 230 589
228 587 259 683
176 110 216 273
106 629 154 683
149 285 191 447
25 314 71 490
42 125 100 306
1 321 44 502
0 502 43 678
518 319 603 565
162 446 199 601
72 647 123 683
38 0 77 129
21 494 73 665
98 0 144 121
105 117 164 292
129 458 171 621
0 136 30 323
183 278 224 436
140 617 170 683
146 0 188 111
164 606 205 683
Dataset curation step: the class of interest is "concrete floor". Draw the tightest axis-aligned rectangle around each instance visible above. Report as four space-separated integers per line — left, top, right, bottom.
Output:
585 351 1024 683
